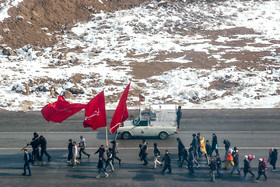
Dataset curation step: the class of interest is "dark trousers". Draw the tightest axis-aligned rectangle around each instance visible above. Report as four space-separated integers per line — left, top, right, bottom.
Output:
210 148 219 157
177 118 181 128
68 152 73 161
256 171 267 180
24 161 32 175
32 148 40 161
142 153 148 165
188 162 194 174
178 151 182 161
79 148 90 158
179 157 188 167
112 153 121 165
162 164 172 173
271 160 276 170
217 167 222 177
244 170 255 178
41 148 50 159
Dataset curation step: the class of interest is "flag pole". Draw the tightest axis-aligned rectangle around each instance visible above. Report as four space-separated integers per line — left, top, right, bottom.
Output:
114 128 118 141
20 122 61 151
105 126 108 147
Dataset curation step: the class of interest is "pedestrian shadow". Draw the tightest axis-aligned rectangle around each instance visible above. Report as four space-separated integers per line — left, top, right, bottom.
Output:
0 172 21 177
65 174 96 179
132 173 155 181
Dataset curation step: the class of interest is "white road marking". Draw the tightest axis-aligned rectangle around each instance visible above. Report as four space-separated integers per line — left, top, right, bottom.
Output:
0 147 279 150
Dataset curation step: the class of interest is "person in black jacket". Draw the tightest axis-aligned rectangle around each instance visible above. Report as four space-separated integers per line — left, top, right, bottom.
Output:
29 132 40 162
177 138 185 161
269 148 278 171
105 148 114 172
67 139 73 163
197 132 202 158
231 150 241 175
191 134 198 159
188 147 195 175
161 150 172 174
95 145 106 162
111 140 121 166
209 157 217 182
38 135 51 161
244 155 255 179
140 140 149 166
153 143 161 169
211 133 219 157
216 155 223 177
176 106 182 128
205 140 212 165
22 149 32 176
256 158 267 181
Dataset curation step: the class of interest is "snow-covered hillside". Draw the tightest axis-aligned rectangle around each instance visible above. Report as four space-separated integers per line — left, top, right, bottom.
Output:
0 0 280 111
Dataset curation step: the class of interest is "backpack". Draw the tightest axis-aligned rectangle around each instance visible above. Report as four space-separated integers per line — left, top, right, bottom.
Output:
28 152 34 162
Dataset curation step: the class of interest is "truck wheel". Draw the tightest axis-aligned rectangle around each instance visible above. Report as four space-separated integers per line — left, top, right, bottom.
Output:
159 132 168 140
121 132 131 139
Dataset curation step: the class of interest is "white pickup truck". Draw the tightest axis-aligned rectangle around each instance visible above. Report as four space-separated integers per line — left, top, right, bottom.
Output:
118 107 178 140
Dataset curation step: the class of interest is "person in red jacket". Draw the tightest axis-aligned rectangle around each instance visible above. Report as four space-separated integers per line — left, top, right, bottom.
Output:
256 158 267 181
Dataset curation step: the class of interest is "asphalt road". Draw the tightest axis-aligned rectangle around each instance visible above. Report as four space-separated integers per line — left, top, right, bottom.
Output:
0 109 280 187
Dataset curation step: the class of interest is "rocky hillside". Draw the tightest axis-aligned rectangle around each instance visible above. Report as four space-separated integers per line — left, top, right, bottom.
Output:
0 0 151 49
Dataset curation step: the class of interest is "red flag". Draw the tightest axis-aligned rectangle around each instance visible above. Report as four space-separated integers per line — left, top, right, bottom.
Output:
110 83 130 133
41 95 86 123
83 91 107 130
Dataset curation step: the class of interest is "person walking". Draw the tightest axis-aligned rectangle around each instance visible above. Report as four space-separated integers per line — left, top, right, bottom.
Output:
230 150 241 175
209 157 217 182
191 134 198 159
269 148 278 171
29 132 40 162
205 140 212 165
224 148 234 170
78 136 90 159
223 139 231 161
177 138 185 161
211 133 219 157
161 150 172 175
22 149 32 176
179 147 188 167
189 144 200 168
244 155 255 179
67 139 73 163
111 140 121 166
176 106 182 128
72 142 79 168
197 132 202 158
105 148 114 172
96 157 109 178
216 155 223 177
38 135 51 161
140 139 149 166
188 146 195 175
153 143 162 169
256 158 267 181
95 145 106 162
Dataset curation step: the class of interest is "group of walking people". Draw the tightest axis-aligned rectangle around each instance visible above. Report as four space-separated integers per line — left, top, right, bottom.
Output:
23 132 278 182
22 132 51 176
93 140 122 178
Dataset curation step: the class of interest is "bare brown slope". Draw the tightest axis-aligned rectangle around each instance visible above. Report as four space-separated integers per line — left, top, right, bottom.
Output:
0 0 151 49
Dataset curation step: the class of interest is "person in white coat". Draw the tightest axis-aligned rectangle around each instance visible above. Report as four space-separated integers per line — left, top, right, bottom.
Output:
72 142 79 168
